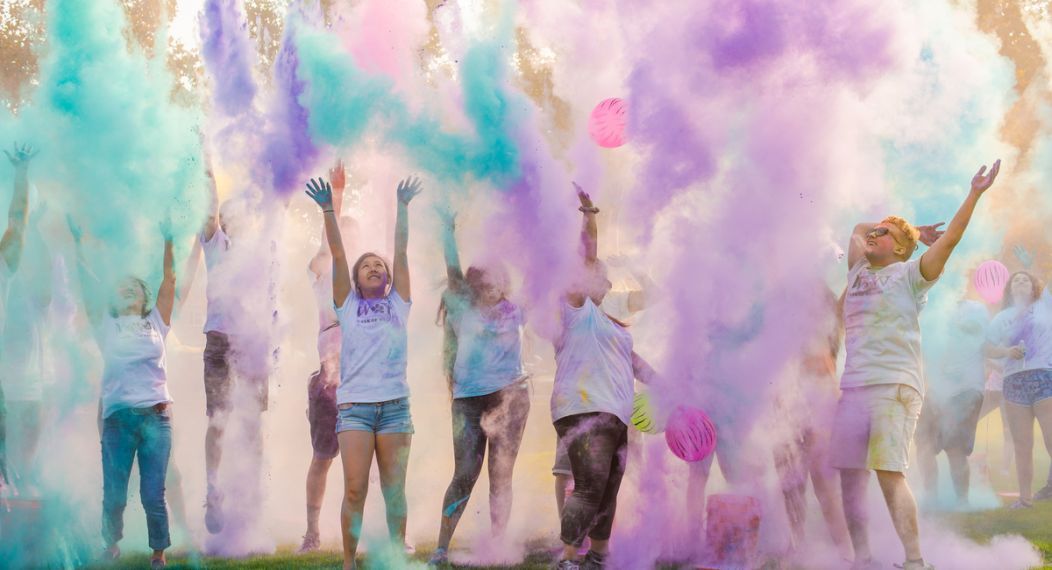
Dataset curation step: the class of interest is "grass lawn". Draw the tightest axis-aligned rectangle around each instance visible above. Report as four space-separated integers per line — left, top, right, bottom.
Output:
937 500 1052 568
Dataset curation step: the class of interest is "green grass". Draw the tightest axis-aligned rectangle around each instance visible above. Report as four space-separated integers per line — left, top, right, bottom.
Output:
936 501 1052 568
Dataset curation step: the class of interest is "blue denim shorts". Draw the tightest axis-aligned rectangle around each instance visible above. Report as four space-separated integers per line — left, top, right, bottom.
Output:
336 397 414 435
1004 369 1052 407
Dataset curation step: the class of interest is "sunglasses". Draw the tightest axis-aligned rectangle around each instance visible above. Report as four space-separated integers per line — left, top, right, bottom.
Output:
865 227 891 239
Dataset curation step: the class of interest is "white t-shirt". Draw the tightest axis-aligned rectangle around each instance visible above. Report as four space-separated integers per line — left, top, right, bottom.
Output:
99 307 171 419
447 296 526 399
987 288 1052 377
551 298 635 426
312 267 341 363
932 300 989 398
841 258 938 392
201 227 234 334
334 289 411 404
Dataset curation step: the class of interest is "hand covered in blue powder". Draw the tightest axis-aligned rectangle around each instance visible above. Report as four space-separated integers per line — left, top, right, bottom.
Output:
4 142 38 169
1013 245 1034 269
397 176 423 205
305 178 334 210
66 214 83 244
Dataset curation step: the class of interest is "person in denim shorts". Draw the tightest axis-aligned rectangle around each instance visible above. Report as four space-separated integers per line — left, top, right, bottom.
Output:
306 173 421 570
69 219 178 569
986 269 1052 508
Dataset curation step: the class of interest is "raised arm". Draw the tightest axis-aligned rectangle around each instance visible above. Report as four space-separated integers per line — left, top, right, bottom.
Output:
309 160 346 278
393 176 423 302
846 222 877 269
574 181 598 264
1 143 37 271
438 206 464 286
201 162 220 242
632 351 658 384
306 177 351 307
156 229 176 326
919 159 1001 282
66 215 105 328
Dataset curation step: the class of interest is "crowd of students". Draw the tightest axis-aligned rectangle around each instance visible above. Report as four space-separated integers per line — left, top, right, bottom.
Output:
5 145 1050 570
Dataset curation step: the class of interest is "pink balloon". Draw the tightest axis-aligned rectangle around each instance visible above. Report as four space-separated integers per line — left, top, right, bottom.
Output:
974 260 1010 304
588 98 628 148
665 405 717 462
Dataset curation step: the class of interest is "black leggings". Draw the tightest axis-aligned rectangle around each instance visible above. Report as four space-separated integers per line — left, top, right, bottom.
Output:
555 412 628 546
440 382 530 532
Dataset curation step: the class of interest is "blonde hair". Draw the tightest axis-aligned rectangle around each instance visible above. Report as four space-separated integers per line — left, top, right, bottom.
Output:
881 215 920 260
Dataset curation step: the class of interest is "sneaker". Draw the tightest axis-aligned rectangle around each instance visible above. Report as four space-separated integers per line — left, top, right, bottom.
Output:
427 547 449 566
581 550 607 569
554 560 580 570
1034 484 1052 501
100 544 120 561
1008 499 1033 510
298 533 321 553
894 560 934 570
205 490 224 534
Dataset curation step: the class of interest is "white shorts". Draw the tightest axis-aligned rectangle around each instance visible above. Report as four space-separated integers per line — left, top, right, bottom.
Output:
830 384 922 472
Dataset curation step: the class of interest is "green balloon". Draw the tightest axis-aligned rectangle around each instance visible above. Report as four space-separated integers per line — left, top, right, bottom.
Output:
631 392 656 433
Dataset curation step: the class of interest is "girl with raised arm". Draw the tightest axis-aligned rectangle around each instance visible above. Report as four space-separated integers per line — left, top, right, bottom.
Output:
305 173 421 570
428 208 530 565
68 218 177 569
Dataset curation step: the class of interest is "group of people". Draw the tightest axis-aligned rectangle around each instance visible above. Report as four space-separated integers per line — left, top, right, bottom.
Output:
2 144 1046 570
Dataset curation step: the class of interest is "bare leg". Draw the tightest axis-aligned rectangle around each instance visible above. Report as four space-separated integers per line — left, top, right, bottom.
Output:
875 470 922 562
810 465 852 559
375 433 413 543
1004 403 1035 503
945 449 970 504
338 431 376 570
306 456 335 537
1031 399 1052 495
839 468 871 563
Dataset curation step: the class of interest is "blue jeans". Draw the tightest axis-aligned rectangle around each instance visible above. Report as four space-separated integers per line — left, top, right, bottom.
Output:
336 397 414 434
101 406 172 551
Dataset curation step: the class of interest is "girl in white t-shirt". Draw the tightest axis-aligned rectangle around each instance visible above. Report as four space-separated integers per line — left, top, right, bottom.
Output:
552 184 655 570
69 219 176 569
428 209 530 564
985 270 1052 508
306 173 421 570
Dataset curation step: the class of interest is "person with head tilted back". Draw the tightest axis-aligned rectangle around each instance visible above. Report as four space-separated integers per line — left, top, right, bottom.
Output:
427 204 530 566
551 182 657 570
67 211 179 569
831 159 1000 570
305 170 421 570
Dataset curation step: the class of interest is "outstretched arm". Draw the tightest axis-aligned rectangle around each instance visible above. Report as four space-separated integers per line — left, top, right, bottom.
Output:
919 159 1001 282
393 176 423 302
66 215 105 328
1 143 37 271
575 182 598 264
632 351 658 384
438 206 464 287
306 177 352 307
309 160 347 278
156 226 176 326
201 160 220 242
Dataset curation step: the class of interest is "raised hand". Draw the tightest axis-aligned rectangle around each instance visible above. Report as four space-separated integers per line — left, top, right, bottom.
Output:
916 223 945 247
305 178 334 210
971 159 1001 194
573 181 596 211
1013 245 1034 269
4 142 38 169
436 204 456 229
397 176 423 205
329 159 346 190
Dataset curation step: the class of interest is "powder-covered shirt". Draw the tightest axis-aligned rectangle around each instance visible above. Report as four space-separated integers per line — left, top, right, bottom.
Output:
335 289 411 404
312 267 341 363
99 307 171 419
200 227 233 334
987 288 1052 377
1 266 49 401
931 300 990 398
551 297 634 426
446 296 526 399
841 257 938 392
0 257 9 347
